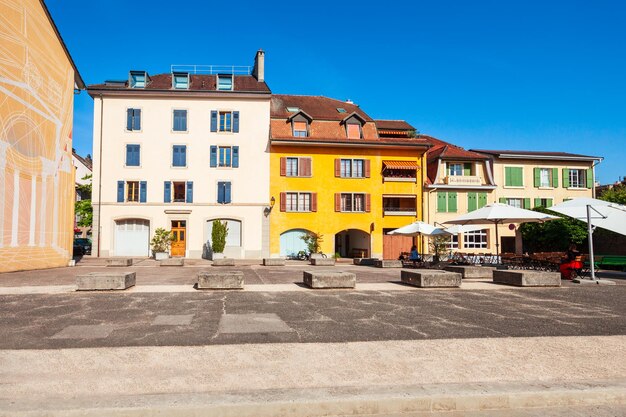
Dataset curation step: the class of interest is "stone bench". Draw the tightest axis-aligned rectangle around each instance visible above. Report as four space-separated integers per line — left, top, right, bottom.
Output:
303 271 356 289
106 258 133 267
160 258 184 266
353 258 378 266
197 271 244 289
212 258 236 266
493 270 561 287
374 260 403 268
310 258 336 266
444 265 495 279
76 272 136 291
401 269 461 288
263 258 286 266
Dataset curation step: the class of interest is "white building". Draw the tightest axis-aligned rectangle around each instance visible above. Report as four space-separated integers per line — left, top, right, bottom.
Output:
88 50 271 258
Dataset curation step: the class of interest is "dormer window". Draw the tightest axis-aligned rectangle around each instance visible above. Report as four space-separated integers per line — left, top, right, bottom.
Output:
342 113 366 139
286 107 300 113
447 162 472 176
172 72 189 89
217 74 233 91
346 123 362 139
130 71 147 88
292 121 308 137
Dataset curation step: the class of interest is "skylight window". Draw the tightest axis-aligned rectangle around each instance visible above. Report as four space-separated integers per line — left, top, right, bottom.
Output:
286 107 300 112
336 108 347 113
130 71 147 88
172 72 189 89
217 74 233 91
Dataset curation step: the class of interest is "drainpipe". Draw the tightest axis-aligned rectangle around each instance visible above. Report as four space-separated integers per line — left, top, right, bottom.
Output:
96 94 104 257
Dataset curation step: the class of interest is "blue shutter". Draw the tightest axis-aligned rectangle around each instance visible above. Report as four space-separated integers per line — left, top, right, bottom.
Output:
225 182 232 203
232 146 239 168
117 181 124 202
210 111 217 132
181 145 187 166
186 181 193 203
140 181 147 203
233 111 239 133
164 181 171 203
134 109 141 130
126 145 132 165
217 181 224 204
210 146 217 167
225 147 231 166
172 146 179 166
126 109 133 130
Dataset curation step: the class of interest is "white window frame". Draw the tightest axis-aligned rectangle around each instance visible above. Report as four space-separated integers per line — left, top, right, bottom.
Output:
505 198 523 209
172 72 189 90
539 168 551 188
217 74 234 91
286 192 312 212
463 229 488 249
445 234 459 250
340 159 365 178
569 169 585 188
286 157 299 177
341 193 365 212
448 163 463 176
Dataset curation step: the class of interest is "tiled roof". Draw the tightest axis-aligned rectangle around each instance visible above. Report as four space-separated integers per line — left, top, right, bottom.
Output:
375 120 415 131
470 149 602 160
88 74 270 93
271 136 431 147
271 95 372 121
72 151 92 170
425 137 488 161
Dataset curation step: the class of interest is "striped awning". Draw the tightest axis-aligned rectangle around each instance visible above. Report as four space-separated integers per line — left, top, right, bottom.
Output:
383 160 418 170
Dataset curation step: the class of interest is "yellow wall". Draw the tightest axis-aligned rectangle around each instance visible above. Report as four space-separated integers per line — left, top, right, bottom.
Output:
0 0 76 272
269 145 426 258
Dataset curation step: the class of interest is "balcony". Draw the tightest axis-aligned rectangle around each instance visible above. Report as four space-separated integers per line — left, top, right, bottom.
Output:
444 175 482 186
382 161 418 183
383 196 417 216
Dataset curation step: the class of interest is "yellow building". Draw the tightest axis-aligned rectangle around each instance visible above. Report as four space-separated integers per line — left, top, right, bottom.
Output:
0 0 85 272
269 95 430 259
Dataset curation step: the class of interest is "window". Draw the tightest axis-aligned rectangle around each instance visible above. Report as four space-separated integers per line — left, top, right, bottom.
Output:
569 169 585 188
280 157 311 177
211 110 239 133
340 193 365 212
286 192 311 212
219 111 232 132
286 158 299 176
126 108 141 131
292 121 308 137
217 181 232 204
540 168 551 187
337 158 367 178
172 72 189 89
346 123 361 139
117 180 146 203
173 181 186 202
286 107 300 112
126 181 139 202
164 181 192 203
336 108 347 113
436 192 458 213
172 145 187 167
463 229 488 249
218 147 231 167
505 198 522 208
210 146 239 168
534 198 553 208
217 74 233 91
130 71 146 88
448 163 463 176
173 110 187 132
467 192 488 212
504 167 524 187
125 144 140 167
445 235 459 250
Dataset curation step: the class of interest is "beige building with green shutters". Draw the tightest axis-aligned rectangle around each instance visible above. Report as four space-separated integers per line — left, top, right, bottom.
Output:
471 149 602 253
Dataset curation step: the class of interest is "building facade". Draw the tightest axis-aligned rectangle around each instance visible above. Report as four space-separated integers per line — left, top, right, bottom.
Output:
269 95 429 259
88 51 271 258
0 0 85 272
72 150 92 237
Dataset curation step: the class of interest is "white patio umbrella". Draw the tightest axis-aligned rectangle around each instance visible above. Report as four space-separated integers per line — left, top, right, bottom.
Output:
388 221 450 236
550 198 626 280
443 203 559 261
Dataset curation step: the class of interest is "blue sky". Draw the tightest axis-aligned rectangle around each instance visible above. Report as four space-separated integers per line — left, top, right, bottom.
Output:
48 0 625 183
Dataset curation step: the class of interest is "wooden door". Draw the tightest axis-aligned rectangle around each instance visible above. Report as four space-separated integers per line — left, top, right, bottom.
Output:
171 220 186 257
383 234 413 260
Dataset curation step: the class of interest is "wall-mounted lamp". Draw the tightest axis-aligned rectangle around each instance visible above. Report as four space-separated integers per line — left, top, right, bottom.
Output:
270 196 276 208
264 196 276 217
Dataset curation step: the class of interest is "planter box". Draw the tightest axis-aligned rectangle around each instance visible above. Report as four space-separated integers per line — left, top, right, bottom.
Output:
212 258 236 266
154 252 169 261
106 258 133 267
263 258 285 266
374 260 402 268
303 271 356 289
160 258 184 266
401 269 461 288
76 272 136 291
353 258 378 266
310 258 335 266
493 270 561 287
197 271 244 289
444 265 495 279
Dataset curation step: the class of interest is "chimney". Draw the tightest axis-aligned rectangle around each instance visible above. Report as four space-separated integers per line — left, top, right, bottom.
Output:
253 49 265 82
346 99 353 104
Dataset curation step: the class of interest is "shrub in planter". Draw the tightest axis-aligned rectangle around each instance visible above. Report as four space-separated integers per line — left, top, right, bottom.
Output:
211 220 229 254
151 227 174 259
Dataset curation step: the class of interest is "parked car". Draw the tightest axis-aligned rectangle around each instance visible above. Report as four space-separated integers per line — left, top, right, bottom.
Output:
74 238 92 255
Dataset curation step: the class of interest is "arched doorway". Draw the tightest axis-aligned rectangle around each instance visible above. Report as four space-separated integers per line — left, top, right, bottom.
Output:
205 218 243 258
280 229 311 258
335 229 370 258
114 219 150 256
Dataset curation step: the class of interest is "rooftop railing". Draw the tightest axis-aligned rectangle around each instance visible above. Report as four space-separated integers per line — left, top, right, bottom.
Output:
170 65 251 75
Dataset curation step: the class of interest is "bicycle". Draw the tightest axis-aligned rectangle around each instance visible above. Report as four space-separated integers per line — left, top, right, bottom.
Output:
296 250 327 261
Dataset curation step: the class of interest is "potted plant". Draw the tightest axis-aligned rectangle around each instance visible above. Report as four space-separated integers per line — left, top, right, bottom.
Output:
151 227 174 260
429 235 449 265
301 232 323 257
211 220 229 260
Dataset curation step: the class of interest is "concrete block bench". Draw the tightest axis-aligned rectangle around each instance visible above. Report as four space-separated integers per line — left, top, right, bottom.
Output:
197 271 244 289
401 269 461 288
310 258 335 266
374 260 403 268
303 271 356 289
353 258 378 266
493 270 561 287
76 272 136 291
212 258 236 266
160 258 184 266
263 258 285 266
106 258 133 267
444 265 495 279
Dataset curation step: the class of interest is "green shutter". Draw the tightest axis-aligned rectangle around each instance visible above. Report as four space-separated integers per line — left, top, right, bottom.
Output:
463 163 472 176
437 192 447 213
478 193 487 209
534 198 541 208
586 169 593 189
514 167 524 186
524 198 531 209
504 167 512 186
546 198 553 208
533 168 540 187
552 168 559 188
467 192 477 212
499 197 507 204
562 169 570 188
448 192 458 212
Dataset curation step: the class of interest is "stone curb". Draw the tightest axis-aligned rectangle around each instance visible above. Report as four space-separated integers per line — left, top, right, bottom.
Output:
1 379 624 416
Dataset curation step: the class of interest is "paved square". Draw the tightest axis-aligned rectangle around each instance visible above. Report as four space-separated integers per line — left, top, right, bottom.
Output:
151 314 194 326
51 324 116 339
218 313 293 334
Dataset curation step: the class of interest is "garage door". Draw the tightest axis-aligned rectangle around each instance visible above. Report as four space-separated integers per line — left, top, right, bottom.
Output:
280 229 309 258
115 219 150 256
